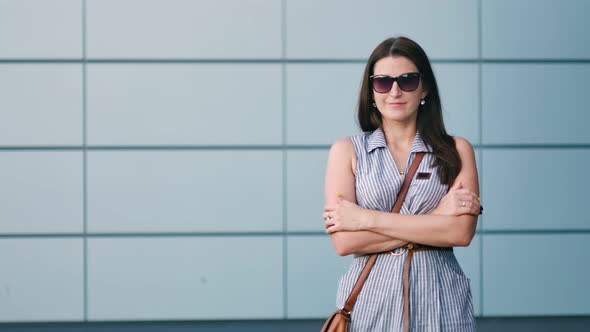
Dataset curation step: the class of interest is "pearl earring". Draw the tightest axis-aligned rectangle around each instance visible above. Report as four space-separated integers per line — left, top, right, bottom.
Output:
420 99 426 105
372 102 377 108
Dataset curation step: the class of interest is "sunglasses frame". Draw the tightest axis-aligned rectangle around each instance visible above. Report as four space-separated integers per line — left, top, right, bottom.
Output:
369 72 421 93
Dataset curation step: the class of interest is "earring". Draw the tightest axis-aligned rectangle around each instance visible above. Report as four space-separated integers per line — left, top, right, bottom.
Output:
420 99 426 105
372 102 377 108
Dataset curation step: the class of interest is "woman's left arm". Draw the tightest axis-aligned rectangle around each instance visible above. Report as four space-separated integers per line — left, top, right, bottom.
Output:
325 137 479 247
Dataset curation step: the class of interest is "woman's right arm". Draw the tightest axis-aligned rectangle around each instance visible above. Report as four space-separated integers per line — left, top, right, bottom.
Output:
324 138 408 256
329 231 409 256
324 137 480 256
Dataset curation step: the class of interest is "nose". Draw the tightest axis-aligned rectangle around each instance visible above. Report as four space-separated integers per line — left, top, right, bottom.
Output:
389 81 402 96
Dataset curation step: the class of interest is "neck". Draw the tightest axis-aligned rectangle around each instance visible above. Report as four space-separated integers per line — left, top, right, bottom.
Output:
381 119 417 150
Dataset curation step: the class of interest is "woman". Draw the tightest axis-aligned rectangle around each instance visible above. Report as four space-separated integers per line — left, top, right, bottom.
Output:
323 36 480 331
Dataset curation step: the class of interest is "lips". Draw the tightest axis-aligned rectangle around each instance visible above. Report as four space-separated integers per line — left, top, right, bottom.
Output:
387 102 406 107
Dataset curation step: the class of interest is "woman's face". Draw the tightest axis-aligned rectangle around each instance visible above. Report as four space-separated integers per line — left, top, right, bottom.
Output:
372 56 427 124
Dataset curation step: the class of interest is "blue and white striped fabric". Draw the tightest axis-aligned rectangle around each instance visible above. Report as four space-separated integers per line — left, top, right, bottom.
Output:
335 128 476 331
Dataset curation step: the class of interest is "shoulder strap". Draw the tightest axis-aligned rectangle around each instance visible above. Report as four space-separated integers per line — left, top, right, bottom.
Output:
392 152 425 213
341 152 425 314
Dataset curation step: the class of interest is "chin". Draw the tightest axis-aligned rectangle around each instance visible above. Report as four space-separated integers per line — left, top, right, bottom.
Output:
381 111 416 123
382 108 410 117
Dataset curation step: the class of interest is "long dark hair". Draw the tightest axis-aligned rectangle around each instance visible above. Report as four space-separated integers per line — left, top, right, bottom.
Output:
357 36 461 186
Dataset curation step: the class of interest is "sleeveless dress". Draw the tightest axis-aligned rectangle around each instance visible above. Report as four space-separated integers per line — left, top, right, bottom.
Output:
335 128 476 331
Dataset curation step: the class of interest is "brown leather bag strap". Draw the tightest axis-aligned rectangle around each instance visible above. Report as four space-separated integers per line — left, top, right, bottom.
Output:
340 152 425 313
392 152 425 213
341 254 377 313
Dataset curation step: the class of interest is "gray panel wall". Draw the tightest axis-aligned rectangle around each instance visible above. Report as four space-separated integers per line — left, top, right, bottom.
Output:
87 64 282 145
0 239 83 321
0 64 83 145
0 0 588 323
0 0 82 58
86 0 282 58
87 237 283 320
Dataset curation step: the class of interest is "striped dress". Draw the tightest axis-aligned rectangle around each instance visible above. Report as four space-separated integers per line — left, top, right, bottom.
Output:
335 128 476 331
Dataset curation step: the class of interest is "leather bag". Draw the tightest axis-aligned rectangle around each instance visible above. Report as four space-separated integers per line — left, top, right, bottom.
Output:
320 152 425 332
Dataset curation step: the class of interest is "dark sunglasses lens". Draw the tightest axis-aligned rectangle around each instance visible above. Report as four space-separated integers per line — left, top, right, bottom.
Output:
372 77 394 93
398 74 420 92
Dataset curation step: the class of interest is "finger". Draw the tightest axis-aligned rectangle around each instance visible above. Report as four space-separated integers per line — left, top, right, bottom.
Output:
457 193 478 204
473 195 481 205
465 201 480 215
450 180 463 190
467 191 479 201
453 189 478 198
455 194 474 206
448 188 462 196
458 199 472 209
324 205 336 212
469 194 481 207
452 192 470 202
466 191 480 203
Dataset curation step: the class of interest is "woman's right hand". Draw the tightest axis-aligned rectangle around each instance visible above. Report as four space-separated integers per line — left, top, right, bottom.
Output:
432 181 480 217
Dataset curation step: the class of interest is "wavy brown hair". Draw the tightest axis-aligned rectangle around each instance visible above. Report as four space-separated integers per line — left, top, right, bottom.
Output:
357 36 461 186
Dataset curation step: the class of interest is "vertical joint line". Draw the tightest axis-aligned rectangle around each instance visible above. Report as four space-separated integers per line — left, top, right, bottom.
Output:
82 0 88 322
477 0 484 317
281 0 288 319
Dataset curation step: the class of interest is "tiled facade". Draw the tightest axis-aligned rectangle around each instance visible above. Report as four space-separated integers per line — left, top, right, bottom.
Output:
1 0 589 322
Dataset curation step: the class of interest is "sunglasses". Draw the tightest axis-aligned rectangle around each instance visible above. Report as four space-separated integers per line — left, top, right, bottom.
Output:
370 72 421 93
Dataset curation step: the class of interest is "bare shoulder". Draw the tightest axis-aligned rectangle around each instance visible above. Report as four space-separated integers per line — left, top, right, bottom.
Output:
453 136 474 153
452 136 479 191
328 137 357 174
452 136 475 159
330 137 355 156
325 137 357 202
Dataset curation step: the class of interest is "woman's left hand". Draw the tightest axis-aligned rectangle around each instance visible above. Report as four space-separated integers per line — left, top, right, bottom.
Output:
323 197 367 234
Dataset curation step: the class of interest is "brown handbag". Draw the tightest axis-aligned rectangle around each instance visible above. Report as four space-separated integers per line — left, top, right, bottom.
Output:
321 152 425 332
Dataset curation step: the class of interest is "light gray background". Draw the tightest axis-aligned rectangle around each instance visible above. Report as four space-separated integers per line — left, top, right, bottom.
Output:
1 0 589 325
